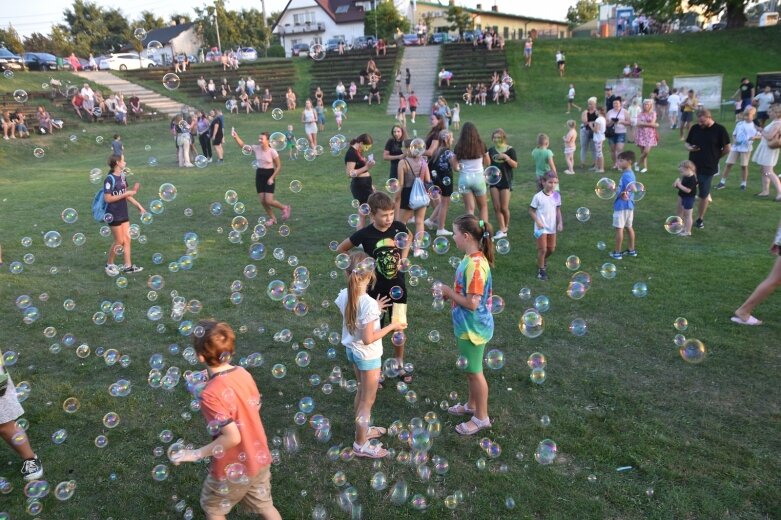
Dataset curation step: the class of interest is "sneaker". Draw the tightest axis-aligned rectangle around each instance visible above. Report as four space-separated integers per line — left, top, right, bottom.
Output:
695 219 704 229
424 218 436 230
436 228 453 236
623 249 638 257
207 157 213 163
537 269 548 280
122 264 144 274
716 182 726 190
493 230 507 240
609 251 623 260
740 183 746 191
634 162 640 170
640 168 648 173
353 441 388 459
104 264 119 276
21 456 43 481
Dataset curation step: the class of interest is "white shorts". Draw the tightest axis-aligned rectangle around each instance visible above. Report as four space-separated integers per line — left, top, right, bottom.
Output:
725 149 750 167
613 209 634 229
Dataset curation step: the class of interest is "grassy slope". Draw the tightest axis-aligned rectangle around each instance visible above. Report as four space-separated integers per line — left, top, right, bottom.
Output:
0 27 780 519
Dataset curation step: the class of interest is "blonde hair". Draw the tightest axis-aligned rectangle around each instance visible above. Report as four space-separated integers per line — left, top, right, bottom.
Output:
587 96 598 105
536 133 549 147
678 160 696 175
742 106 757 120
343 251 376 334
566 119 576 129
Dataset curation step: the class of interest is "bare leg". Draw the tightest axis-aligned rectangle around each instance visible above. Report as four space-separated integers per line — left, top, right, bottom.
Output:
354 369 380 445
735 256 781 320
462 192 476 216
490 187 505 231
614 227 624 252
474 193 489 224
0 421 35 460
466 372 489 422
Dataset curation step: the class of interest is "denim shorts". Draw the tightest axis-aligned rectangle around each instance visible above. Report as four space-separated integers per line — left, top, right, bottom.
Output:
607 133 626 145
458 170 487 196
345 348 381 370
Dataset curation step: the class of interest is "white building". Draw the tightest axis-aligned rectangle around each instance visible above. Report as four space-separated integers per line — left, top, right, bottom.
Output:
140 23 202 65
272 0 371 56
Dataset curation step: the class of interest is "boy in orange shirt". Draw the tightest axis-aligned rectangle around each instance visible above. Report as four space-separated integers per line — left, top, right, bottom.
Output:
173 320 281 520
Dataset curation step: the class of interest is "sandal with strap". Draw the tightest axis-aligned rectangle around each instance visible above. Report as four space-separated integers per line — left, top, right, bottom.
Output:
366 426 387 440
447 403 475 416
455 417 491 436
353 441 388 459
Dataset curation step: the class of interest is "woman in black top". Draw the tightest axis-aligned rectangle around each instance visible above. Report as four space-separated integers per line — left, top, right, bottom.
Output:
580 97 598 169
383 125 407 180
345 133 376 228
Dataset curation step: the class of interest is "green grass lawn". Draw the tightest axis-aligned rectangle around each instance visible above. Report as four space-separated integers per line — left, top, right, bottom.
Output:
0 26 780 519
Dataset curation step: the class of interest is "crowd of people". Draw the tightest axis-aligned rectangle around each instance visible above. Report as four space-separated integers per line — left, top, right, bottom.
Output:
71 83 135 124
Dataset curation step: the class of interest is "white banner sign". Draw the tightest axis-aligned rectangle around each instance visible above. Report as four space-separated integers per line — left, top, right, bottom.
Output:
673 75 723 110
606 78 644 105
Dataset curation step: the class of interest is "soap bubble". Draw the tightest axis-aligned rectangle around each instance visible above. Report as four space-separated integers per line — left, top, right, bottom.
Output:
575 207 591 222
664 216 684 235
194 155 208 168
290 180 302 193
151 464 169 481
483 166 502 185
673 317 688 331
162 73 180 90
13 89 28 103
626 181 646 201
432 236 450 254
595 177 616 199
44 231 62 248
133 27 147 40
527 352 547 370
600 262 617 279
569 318 587 336
679 339 706 364
385 178 400 194
496 238 510 254
565 255 580 271
534 295 550 313
632 282 648 298
519 310 544 338
484 349 505 370
146 40 163 55
332 100 347 114
535 439 557 465
61 208 78 224
159 183 177 202
62 397 80 413
566 281 587 300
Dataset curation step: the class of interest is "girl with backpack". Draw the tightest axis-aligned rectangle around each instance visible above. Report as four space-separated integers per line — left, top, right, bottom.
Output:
102 155 145 275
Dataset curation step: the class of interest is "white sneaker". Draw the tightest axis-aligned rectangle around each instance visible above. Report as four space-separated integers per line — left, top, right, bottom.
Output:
436 229 453 236
493 230 507 240
104 264 119 277
424 218 436 230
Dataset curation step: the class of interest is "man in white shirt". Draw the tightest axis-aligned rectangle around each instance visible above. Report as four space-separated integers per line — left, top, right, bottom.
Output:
667 88 682 129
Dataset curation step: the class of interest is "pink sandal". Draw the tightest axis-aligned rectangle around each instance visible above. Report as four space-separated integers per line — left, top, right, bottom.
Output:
455 417 491 436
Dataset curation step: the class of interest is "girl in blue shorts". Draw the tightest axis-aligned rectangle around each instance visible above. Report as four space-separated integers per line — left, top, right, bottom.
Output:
452 122 490 224
335 252 406 458
440 214 495 435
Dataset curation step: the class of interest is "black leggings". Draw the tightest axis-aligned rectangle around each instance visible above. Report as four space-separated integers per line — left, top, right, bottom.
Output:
199 133 212 159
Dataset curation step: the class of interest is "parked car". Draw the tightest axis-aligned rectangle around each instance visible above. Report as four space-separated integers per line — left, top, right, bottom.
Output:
291 43 310 56
402 34 419 46
23 52 58 71
428 32 451 44
205 50 223 62
461 30 481 42
99 53 156 71
678 25 702 33
324 39 345 52
0 47 25 72
351 36 376 49
706 22 726 30
238 47 258 60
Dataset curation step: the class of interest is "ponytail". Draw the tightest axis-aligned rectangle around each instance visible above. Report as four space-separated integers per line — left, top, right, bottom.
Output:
454 214 495 267
343 251 376 334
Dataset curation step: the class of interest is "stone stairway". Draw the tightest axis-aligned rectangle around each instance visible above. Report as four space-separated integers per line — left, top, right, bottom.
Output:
386 45 441 122
71 70 193 117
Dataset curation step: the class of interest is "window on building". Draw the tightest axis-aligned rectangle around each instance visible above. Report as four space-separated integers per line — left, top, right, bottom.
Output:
503 26 509 38
335 5 349 14
293 12 315 25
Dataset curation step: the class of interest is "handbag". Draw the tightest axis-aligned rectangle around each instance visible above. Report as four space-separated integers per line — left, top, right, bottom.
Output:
406 159 430 210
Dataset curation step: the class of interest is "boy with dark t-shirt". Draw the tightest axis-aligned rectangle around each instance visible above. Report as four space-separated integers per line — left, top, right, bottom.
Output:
337 192 413 381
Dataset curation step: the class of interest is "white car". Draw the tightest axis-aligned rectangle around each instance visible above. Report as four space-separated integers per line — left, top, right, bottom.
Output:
99 53 156 71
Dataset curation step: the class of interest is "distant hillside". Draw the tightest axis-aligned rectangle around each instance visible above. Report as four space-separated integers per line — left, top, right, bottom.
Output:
504 25 781 109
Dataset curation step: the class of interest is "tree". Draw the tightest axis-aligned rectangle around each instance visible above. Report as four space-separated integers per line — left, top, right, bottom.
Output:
628 0 749 28
138 11 167 31
194 1 269 51
23 33 55 54
169 14 192 25
0 25 24 54
566 0 599 29
363 0 409 41
446 5 473 36
267 10 283 28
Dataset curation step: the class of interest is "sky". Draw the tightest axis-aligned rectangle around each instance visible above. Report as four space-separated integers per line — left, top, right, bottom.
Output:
2 0 572 39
